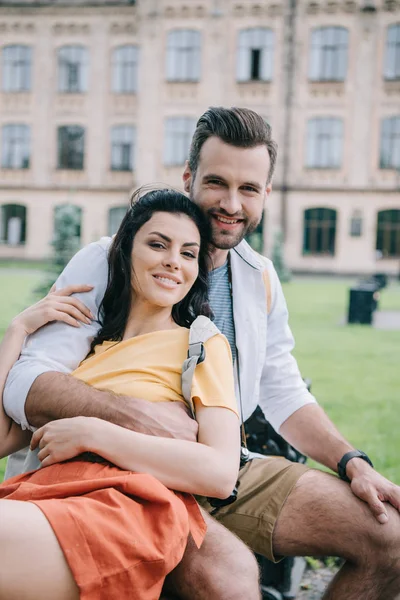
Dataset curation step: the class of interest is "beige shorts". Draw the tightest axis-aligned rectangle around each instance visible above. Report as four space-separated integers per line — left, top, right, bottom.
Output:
198 456 309 562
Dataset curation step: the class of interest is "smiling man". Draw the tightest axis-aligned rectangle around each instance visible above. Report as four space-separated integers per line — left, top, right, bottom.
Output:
4 107 400 600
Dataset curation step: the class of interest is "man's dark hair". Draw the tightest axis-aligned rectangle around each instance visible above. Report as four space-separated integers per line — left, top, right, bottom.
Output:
188 106 278 184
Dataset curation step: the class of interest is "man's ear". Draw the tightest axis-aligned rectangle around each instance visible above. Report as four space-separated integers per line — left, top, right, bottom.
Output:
265 183 272 203
182 161 192 193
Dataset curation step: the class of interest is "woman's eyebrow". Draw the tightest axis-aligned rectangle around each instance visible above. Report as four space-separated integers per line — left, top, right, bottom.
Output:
148 232 199 247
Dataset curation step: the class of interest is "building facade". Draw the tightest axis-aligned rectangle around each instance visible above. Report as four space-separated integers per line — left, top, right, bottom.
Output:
0 0 399 274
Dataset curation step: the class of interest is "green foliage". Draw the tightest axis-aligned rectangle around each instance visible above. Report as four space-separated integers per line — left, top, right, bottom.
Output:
36 205 81 296
272 230 291 282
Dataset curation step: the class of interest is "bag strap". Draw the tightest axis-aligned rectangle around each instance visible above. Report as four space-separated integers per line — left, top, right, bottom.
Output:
181 316 221 417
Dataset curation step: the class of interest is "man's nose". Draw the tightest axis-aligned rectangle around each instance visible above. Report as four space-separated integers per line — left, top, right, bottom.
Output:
219 191 242 215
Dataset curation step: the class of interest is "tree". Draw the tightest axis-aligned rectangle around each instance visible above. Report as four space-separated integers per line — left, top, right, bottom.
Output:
36 205 81 295
271 230 291 282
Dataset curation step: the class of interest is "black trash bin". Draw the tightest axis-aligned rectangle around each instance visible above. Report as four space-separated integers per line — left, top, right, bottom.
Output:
347 284 379 325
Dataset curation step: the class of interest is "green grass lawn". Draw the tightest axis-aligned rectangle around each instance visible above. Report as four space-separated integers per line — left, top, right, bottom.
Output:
1 270 399 484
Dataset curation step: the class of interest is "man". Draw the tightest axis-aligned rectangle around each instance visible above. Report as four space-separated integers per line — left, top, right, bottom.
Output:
4 107 400 600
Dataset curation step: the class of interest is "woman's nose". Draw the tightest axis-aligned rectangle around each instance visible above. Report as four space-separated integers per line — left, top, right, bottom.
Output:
162 252 180 270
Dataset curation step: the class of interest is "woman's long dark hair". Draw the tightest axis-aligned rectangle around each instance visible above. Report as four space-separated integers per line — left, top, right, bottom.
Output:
91 187 212 351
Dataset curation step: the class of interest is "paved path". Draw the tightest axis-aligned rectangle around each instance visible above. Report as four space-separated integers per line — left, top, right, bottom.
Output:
373 310 400 330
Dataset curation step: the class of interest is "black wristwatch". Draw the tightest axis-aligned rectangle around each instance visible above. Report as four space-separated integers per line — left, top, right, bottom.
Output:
337 450 373 483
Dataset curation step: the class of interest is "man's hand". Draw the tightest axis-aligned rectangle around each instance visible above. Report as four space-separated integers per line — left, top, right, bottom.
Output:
124 399 198 442
25 372 198 442
347 458 400 524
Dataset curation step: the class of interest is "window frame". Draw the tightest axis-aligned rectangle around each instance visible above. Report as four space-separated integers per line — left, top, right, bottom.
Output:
110 125 136 171
384 24 400 81
303 207 337 256
57 45 88 94
1 124 30 169
309 26 349 82
163 117 196 167
376 210 400 258
236 27 275 83
112 45 139 94
2 45 32 92
166 29 201 83
57 125 85 170
306 117 344 169
379 116 400 170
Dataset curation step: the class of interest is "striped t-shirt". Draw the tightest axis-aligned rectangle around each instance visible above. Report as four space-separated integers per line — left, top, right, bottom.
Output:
208 260 237 362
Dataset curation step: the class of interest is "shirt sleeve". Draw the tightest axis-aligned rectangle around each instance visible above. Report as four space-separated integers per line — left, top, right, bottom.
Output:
191 334 239 417
258 262 317 433
2 239 110 431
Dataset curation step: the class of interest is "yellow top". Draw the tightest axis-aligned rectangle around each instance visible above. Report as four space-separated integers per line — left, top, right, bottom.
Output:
73 328 238 416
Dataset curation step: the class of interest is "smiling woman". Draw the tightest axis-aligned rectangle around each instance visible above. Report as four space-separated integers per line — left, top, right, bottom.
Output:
0 187 242 600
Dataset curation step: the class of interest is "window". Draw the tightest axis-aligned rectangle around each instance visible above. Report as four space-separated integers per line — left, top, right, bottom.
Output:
111 126 136 171
166 30 201 82
384 24 400 80
58 46 88 93
303 208 337 255
1 124 30 169
164 117 196 166
2 45 32 92
108 206 127 236
306 118 343 169
236 28 274 82
112 45 138 93
309 27 348 81
349 210 363 237
57 126 85 170
376 210 400 258
379 116 400 169
0 204 27 245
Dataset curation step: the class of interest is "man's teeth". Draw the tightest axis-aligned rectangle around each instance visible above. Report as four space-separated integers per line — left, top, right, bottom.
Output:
216 216 240 224
154 276 178 285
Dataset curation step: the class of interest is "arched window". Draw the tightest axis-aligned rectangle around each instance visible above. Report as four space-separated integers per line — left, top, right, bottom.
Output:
57 126 85 170
164 117 196 166
236 28 274 82
1 124 30 169
306 118 343 169
384 23 400 80
376 210 400 258
379 116 400 170
309 27 348 81
166 30 201 82
112 45 138 93
303 208 337 255
2 45 32 92
0 203 27 245
110 125 136 171
53 204 82 243
58 46 88 93
108 206 127 236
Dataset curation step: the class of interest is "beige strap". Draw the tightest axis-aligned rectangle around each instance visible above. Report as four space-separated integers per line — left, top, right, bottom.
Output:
262 269 272 314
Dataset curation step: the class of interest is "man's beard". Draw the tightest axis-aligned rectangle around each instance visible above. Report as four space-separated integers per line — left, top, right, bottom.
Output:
209 214 260 250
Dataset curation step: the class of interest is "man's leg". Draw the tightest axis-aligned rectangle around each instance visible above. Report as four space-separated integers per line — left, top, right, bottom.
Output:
206 458 400 600
163 509 261 600
273 469 400 600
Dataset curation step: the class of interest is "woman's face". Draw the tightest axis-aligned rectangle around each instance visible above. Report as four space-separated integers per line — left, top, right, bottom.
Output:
131 211 201 309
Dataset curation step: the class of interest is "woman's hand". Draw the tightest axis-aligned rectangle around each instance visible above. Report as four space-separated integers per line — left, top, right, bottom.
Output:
11 284 94 336
30 417 97 467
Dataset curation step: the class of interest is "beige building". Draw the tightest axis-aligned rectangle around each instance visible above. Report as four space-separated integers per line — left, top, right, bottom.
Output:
0 0 399 274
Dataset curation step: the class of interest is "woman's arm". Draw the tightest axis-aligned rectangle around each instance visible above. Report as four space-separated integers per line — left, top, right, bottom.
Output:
32 407 240 498
31 335 241 498
0 285 93 459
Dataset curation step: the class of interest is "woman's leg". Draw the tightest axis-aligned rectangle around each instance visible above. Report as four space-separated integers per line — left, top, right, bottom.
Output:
0 500 79 600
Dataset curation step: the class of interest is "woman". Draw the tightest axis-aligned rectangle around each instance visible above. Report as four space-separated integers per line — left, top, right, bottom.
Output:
0 189 240 600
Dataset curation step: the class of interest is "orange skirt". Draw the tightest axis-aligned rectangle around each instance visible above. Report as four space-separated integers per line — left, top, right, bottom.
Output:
0 460 206 600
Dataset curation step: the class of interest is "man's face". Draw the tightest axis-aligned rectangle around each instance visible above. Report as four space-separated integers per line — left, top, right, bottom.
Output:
183 136 272 250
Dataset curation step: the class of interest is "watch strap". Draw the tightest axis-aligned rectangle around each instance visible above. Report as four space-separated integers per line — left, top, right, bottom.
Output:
337 450 373 483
